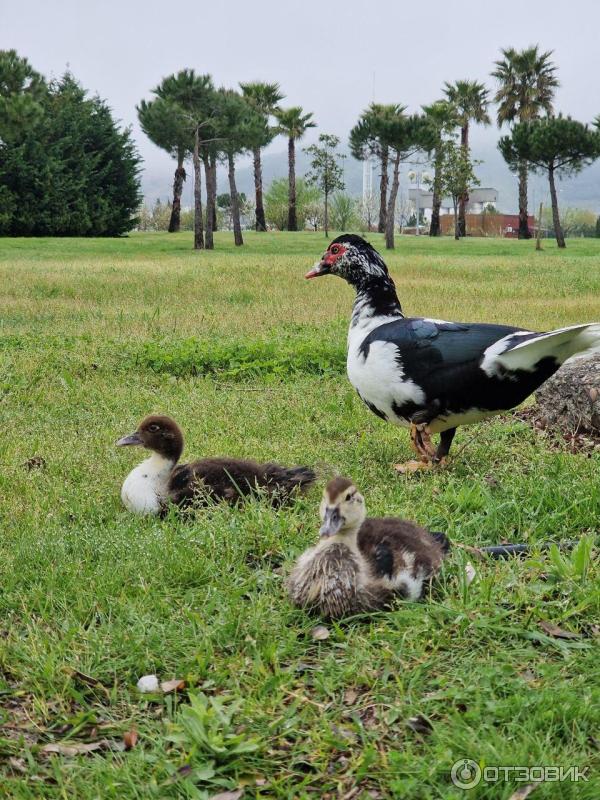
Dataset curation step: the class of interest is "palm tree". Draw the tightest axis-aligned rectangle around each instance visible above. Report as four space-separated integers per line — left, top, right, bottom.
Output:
492 46 559 239
137 96 191 232
443 80 490 236
155 70 215 250
422 101 458 236
275 106 316 231
240 81 284 231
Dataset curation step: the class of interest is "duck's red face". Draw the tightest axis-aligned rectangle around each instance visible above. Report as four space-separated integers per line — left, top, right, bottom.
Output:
305 242 348 279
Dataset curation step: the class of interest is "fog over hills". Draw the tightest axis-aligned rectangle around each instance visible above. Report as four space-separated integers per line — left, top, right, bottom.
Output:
141 135 600 217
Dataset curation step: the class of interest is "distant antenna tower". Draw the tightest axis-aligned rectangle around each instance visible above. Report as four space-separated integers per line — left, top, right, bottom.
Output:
360 72 378 218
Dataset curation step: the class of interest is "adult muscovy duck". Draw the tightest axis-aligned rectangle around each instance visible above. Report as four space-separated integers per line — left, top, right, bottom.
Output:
305 234 600 471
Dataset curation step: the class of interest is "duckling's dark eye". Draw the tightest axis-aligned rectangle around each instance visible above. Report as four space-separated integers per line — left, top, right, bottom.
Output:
345 492 353 501
148 424 160 432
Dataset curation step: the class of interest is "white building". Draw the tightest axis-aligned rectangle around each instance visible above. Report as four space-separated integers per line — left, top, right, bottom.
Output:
408 187 498 221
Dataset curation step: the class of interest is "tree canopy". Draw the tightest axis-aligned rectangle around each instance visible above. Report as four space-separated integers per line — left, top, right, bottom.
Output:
492 46 559 126
499 115 600 176
0 55 141 236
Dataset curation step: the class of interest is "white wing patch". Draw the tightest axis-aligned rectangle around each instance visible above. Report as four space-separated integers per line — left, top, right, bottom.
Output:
480 330 531 377
482 323 600 377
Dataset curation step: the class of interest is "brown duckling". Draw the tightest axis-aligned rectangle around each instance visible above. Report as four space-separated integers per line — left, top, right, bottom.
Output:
117 415 315 515
287 476 448 619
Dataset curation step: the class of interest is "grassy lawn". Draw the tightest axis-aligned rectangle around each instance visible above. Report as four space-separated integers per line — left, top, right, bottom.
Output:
0 231 599 799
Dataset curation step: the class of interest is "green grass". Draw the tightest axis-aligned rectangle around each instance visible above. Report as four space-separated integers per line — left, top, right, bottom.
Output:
0 231 599 799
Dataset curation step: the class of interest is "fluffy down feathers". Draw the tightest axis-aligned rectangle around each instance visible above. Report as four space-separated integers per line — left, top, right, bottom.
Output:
287 543 388 619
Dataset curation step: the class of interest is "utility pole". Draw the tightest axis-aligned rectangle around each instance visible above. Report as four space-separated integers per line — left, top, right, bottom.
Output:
408 162 431 236
536 202 543 251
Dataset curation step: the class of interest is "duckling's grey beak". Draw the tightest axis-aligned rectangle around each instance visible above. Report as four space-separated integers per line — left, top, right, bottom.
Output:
116 431 143 447
319 508 343 537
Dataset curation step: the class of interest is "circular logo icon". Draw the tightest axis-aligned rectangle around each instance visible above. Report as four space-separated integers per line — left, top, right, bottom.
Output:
451 758 482 789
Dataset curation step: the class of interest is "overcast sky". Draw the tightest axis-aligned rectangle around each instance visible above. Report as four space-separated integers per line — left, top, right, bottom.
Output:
4 0 600 179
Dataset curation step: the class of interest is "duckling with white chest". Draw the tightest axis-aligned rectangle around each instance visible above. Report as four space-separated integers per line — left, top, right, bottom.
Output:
287 477 448 619
117 415 315 515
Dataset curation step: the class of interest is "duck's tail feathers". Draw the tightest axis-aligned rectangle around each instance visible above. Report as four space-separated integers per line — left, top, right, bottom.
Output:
430 531 451 554
496 323 600 373
264 463 317 495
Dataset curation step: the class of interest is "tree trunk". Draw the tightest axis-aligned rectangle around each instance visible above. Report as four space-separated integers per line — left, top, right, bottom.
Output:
458 124 469 237
385 151 400 250
453 198 459 240
535 202 543 251
324 188 329 237
535 354 600 434
429 150 442 236
228 151 243 246
210 153 217 232
193 129 204 250
548 165 565 248
378 146 389 233
253 146 266 232
518 160 531 239
287 136 297 231
429 193 442 236
203 153 214 250
168 157 186 233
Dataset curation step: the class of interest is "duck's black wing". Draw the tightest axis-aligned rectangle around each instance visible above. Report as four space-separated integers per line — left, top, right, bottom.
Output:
359 317 559 417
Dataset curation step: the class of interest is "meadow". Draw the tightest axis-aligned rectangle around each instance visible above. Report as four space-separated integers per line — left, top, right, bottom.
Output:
0 231 599 799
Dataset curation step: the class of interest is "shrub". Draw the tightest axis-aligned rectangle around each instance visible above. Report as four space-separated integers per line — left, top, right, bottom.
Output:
132 335 346 380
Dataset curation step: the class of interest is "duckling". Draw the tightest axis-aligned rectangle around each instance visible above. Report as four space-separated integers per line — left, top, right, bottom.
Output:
287 477 448 619
117 415 315 515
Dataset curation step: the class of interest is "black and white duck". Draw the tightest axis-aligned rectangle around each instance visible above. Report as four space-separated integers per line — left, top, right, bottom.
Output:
287 476 448 619
305 234 600 471
117 415 315 515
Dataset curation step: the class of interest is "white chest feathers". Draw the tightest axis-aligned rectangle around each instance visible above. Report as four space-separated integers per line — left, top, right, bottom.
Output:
121 453 174 515
347 322 426 426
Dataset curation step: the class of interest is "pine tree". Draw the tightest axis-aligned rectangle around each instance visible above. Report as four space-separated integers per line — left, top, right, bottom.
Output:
0 61 140 236
499 116 600 248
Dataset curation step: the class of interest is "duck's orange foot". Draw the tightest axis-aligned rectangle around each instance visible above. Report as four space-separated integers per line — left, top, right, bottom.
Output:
393 457 448 475
393 459 433 474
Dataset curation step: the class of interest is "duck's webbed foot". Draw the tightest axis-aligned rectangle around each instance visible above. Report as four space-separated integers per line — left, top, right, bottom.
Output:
393 458 433 474
394 424 456 475
393 422 436 474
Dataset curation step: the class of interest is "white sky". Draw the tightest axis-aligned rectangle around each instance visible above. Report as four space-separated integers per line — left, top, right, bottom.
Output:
3 0 600 175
